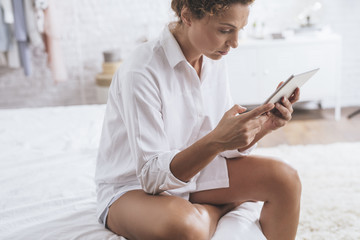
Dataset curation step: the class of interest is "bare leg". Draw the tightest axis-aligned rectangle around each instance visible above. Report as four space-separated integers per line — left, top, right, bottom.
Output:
190 155 302 240
107 190 236 240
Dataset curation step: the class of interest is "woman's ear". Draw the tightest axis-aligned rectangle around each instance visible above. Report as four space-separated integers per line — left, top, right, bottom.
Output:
180 7 192 26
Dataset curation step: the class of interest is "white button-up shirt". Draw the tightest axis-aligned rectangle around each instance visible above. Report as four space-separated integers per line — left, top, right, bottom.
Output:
95 26 255 220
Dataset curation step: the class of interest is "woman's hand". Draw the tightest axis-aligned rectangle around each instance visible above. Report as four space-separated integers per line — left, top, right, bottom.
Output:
211 103 274 151
263 84 300 131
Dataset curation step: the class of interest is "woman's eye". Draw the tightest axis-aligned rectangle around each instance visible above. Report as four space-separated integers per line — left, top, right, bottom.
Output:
220 30 232 34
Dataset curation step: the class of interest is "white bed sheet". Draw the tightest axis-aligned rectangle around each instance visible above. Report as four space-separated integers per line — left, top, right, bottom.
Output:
0 105 265 240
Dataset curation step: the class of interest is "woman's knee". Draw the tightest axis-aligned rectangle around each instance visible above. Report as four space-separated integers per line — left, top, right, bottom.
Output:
158 201 210 240
107 192 210 240
267 158 302 201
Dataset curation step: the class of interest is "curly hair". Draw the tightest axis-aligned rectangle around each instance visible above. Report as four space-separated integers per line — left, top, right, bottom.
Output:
171 0 254 22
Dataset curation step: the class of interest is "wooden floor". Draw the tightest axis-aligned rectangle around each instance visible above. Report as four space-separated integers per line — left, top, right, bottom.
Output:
258 106 360 148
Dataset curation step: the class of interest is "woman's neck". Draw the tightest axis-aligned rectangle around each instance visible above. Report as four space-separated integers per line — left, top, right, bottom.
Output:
170 23 203 75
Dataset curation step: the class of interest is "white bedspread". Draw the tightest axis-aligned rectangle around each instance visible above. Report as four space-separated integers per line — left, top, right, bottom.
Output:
0 105 265 240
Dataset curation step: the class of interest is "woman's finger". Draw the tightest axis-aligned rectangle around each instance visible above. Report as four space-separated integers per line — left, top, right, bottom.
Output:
281 97 293 114
242 103 274 120
276 81 284 89
289 88 300 103
275 102 292 121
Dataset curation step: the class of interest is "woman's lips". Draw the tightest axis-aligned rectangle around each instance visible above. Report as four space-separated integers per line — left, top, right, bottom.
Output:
218 50 229 55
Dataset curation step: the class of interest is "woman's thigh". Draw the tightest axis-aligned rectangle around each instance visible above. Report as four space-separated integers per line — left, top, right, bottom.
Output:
107 190 213 240
190 155 300 205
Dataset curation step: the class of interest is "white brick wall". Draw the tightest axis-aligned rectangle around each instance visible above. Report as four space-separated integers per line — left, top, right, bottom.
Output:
0 0 359 108
0 0 173 108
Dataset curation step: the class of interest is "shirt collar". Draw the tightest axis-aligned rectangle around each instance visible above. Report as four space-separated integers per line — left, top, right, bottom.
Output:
160 24 188 68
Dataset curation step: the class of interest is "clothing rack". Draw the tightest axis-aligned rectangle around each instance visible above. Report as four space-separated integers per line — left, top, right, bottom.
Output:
348 109 360 119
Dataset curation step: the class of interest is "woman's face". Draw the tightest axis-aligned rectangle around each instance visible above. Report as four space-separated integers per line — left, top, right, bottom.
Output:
188 3 250 60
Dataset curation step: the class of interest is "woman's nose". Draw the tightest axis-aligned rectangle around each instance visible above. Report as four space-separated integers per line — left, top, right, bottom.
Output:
227 33 238 49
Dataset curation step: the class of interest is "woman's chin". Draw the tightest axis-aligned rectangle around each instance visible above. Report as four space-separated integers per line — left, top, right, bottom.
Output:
206 52 223 60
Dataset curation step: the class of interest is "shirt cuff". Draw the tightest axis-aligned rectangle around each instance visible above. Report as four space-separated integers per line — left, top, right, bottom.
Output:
158 150 198 191
219 143 257 159
139 150 195 194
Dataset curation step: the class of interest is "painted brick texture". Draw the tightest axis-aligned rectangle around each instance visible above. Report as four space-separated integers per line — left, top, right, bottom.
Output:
0 0 359 108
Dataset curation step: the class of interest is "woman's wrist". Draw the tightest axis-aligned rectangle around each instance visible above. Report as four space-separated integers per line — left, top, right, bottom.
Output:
204 131 225 154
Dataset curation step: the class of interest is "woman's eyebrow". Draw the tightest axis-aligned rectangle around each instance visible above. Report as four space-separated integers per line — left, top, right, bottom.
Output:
219 23 237 29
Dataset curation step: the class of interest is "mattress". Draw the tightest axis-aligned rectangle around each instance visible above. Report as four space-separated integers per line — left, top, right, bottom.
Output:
0 105 265 240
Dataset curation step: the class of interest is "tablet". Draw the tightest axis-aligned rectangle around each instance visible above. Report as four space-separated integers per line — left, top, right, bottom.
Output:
264 68 320 104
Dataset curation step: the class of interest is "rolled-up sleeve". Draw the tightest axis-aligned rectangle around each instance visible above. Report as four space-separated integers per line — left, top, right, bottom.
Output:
219 143 257 159
119 71 191 195
139 150 191 194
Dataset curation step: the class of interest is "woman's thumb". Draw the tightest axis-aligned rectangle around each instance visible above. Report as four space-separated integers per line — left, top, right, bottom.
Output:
228 104 247 116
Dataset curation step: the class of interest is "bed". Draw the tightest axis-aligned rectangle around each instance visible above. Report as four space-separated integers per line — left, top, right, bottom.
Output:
0 105 266 240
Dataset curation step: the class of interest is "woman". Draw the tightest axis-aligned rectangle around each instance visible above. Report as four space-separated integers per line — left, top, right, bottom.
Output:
95 0 301 239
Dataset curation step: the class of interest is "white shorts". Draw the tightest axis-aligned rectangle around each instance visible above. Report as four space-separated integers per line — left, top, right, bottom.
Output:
99 154 230 227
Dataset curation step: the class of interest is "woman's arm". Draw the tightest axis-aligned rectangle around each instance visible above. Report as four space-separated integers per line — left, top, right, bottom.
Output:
171 87 300 182
170 103 274 182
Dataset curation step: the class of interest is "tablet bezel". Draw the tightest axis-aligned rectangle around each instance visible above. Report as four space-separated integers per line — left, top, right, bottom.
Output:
263 68 320 105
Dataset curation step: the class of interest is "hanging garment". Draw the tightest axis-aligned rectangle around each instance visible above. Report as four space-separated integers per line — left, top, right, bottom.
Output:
1 0 20 68
34 0 47 34
12 0 32 76
0 4 11 52
43 0 67 82
7 29 21 68
24 0 43 47
17 41 31 74
0 0 13 23
0 52 7 65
